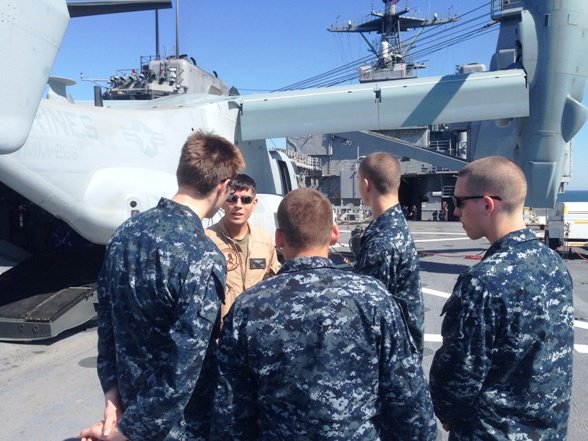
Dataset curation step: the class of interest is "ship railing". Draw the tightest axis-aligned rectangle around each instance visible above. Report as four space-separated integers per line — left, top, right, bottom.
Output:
428 140 451 152
274 149 321 171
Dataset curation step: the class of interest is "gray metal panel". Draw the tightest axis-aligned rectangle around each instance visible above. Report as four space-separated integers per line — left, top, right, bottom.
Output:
340 170 360 200
0 287 97 341
238 70 529 141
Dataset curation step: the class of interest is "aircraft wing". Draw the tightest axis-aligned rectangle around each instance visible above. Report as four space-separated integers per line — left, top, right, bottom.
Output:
237 69 529 141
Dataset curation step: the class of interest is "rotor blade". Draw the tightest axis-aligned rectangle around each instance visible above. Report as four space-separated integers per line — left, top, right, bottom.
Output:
67 0 172 18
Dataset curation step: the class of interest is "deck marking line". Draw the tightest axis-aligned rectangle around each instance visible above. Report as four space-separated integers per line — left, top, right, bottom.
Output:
423 287 451 299
424 333 443 343
415 237 475 243
414 232 468 236
425 340 588 354
574 320 588 330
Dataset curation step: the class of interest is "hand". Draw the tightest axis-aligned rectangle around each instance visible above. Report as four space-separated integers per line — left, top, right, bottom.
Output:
78 386 126 441
77 420 127 441
442 422 453 432
78 421 106 441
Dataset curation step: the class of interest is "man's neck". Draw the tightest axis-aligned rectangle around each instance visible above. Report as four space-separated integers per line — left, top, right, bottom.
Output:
223 217 249 240
486 216 528 245
172 185 221 220
370 194 399 219
283 247 330 260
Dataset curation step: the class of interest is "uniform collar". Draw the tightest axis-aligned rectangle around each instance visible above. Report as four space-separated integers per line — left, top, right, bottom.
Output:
278 256 335 274
158 197 203 231
483 228 537 260
363 203 402 238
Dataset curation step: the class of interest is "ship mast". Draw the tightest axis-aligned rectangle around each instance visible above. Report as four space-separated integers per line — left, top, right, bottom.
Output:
329 0 459 82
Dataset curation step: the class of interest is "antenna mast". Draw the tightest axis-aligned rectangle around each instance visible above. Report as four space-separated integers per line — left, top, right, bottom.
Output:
175 0 180 58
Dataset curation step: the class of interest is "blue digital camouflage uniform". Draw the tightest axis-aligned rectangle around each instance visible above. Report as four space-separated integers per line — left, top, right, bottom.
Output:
429 228 574 440
211 256 437 441
97 197 226 441
354 204 424 357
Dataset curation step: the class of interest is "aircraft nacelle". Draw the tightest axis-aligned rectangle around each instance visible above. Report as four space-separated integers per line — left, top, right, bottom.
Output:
470 0 588 207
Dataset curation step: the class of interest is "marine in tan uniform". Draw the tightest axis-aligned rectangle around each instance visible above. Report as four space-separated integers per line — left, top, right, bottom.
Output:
206 174 280 320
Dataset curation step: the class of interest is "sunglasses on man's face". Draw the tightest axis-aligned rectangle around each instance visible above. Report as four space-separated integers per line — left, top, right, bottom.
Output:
452 195 502 209
225 195 255 205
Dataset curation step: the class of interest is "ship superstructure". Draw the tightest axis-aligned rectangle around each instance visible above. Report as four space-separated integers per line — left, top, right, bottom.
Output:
101 54 232 101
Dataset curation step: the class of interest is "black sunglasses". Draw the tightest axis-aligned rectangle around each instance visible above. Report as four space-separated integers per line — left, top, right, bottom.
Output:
226 195 254 205
452 195 502 208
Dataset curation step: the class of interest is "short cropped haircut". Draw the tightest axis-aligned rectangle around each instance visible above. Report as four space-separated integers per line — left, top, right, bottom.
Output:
277 188 333 250
232 173 257 196
358 152 401 194
176 130 245 196
458 156 527 213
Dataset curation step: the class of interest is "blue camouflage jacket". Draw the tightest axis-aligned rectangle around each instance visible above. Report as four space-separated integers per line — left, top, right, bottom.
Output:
430 228 574 440
354 204 424 357
211 256 437 441
97 198 226 441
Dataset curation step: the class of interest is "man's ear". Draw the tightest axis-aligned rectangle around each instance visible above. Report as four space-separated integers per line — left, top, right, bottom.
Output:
329 224 340 246
275 228 284 248
482 195 497 215
218 179 231 196
364 177 373 191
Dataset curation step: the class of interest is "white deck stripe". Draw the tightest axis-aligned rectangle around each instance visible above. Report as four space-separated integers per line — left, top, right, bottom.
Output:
424 333 443 343
412 232 468 236
425 335 587 354
425 289 587 335
423 287 451 299
415 237 474 243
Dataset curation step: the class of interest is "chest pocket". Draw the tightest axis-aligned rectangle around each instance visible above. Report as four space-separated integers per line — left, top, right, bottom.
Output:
249 258 267 270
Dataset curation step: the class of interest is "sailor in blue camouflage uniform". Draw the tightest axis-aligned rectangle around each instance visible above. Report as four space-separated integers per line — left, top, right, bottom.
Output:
354 152 425 358
430 156 574 440
211 188 436 441
78 131 244 441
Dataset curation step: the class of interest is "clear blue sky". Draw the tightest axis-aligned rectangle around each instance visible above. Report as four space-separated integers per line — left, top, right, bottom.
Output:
54 0 588 190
